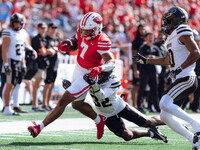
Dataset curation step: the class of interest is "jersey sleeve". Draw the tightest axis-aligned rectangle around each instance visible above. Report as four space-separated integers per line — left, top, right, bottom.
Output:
97 34 111 55
109 75 121 89
176 25 193 37
2 30 11 38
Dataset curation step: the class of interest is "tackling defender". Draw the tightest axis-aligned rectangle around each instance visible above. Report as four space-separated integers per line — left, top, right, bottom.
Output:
28 12 115 139
133 7 200 150
63 71 167 143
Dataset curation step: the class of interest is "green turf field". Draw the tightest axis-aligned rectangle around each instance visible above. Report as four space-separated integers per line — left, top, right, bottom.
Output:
0 105 195 150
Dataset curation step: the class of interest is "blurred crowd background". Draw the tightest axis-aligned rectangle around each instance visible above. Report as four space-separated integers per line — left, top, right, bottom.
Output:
0 0 200 41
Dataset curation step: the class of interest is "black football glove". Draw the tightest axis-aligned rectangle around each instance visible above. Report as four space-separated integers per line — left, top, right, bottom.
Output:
62 79 72 90
83 74 100 93
26 50 36 59
132 53 147 64
167 66 182 80
4 63 11 75
83 74 95 85
21 66 27 78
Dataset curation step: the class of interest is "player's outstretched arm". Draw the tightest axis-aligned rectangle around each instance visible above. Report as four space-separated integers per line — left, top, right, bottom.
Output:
147 52 170 66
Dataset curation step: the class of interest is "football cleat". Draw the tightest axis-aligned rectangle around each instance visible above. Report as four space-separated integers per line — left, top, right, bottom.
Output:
149 127 168 143
96 115 106 139
13 107 28 113
28 121 41 138
192 146 198 150
193 132 200 150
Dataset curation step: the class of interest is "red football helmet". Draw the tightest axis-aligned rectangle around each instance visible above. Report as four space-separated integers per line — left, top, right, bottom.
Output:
79 12 103 40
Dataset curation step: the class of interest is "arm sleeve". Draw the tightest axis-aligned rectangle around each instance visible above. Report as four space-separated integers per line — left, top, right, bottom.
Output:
2 30 11 38
97 38 112 54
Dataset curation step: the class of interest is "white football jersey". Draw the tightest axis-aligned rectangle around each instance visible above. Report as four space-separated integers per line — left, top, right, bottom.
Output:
164 24 196 79
89 75 126 117
2 28 27 61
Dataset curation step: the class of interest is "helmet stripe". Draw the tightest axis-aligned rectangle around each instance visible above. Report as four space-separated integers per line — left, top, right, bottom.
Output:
81 12 92 26
82 12 95 26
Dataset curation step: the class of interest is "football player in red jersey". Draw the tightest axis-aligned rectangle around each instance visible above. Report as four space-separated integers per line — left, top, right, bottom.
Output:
28 12 115 139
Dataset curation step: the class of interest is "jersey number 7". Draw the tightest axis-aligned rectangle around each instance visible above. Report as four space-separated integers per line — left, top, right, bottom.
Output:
80 41 88 59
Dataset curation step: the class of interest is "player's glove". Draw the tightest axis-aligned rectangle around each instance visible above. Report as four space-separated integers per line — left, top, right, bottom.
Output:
4 63 11 75
83 74 100 93
132 53 147 64
26 49 37 60
26 50 33 59
62 79 72 90
89 66 103 78
21 65 27 79
167 66 182 80
57 39 72 53
83 74 95 85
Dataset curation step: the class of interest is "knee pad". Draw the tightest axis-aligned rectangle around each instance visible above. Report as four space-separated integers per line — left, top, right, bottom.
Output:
159 94 173 112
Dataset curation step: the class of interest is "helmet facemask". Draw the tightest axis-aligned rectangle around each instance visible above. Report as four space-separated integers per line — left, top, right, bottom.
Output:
80 28 97 39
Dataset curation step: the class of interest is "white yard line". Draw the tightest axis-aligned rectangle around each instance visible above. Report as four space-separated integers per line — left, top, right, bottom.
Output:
0 114 199 134
0 144 81 150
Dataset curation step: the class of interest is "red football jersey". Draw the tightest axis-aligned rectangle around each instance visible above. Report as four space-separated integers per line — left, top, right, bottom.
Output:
76 29 111 69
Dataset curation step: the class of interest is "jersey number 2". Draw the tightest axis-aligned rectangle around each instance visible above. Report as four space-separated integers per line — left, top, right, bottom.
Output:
16 44 23 56
91 95 112 108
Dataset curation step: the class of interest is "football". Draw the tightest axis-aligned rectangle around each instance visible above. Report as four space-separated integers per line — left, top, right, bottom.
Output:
70 38 78 51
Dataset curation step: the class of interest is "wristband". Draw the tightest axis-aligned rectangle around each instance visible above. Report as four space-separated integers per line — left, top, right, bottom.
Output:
91 83 100 93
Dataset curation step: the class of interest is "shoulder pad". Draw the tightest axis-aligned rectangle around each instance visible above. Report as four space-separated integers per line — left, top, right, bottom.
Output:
176 25 192 36
109 75 121 88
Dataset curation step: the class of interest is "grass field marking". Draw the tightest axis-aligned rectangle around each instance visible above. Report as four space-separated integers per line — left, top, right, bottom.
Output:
0 138 14 140
0 144 81 150
0 134 31 138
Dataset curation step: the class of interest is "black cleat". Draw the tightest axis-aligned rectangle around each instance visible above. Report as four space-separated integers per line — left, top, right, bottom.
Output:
149 127 168 143
13 107 28 113
193 132 200 150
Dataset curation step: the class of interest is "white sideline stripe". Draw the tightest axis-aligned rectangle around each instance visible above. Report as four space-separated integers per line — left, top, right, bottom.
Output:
0 118 94 134
0 138 14 140
0 114 199 134
0 145 80 150
0 135 30 138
